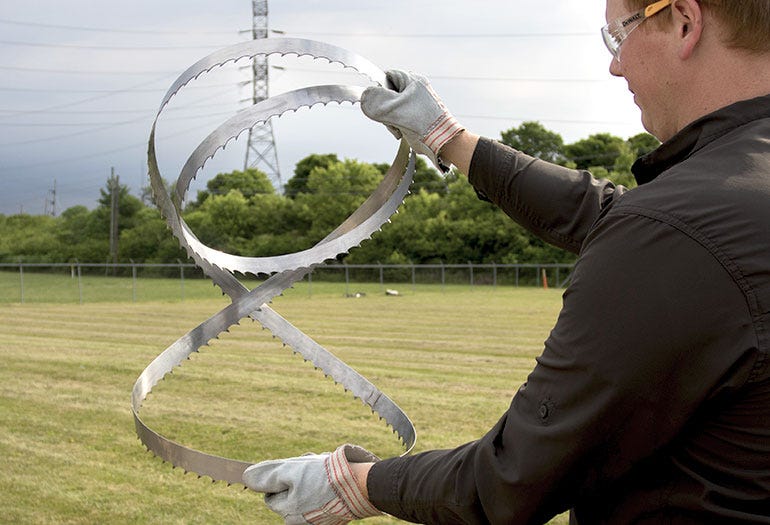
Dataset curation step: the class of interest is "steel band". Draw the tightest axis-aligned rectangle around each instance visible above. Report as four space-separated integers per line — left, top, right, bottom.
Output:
133 38 416 485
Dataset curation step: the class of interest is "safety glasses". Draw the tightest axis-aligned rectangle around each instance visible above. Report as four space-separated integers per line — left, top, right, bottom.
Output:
601 0 673 61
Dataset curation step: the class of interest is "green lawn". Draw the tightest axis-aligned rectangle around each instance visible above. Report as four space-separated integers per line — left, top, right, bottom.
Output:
0 284 570 524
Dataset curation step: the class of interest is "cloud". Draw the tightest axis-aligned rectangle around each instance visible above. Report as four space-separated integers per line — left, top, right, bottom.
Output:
0 0 643 215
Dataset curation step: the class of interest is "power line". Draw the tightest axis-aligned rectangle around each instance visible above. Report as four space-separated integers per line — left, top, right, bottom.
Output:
0 101 242 116
0 81 249 94
0 109 238 128
456 114 639 127
0 18 594 39
0 61 607 85
0 107 634 148
0 114 153 147
429 74 609 84
0 17 238 35
272 65 610 84
0 39 238 51
0 88 242 147
0 64 180 76
0 74 177 120
279 31 595 39
0 112 232 171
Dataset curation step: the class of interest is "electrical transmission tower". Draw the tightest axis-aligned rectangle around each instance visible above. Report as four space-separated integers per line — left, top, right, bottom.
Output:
44 179 57 217
244 0 281 191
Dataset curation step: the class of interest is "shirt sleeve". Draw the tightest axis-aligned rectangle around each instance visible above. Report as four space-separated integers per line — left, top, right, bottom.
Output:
367 204 756 524
466 137 624 254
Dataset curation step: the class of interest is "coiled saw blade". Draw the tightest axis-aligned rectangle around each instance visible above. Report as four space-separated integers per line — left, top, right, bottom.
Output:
133 38 416 485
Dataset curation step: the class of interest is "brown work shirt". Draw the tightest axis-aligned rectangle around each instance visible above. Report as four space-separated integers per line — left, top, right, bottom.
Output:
368 94 770 524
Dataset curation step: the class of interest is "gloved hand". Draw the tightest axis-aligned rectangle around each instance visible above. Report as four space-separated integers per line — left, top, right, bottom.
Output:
242 444 382 525
361 69 464 172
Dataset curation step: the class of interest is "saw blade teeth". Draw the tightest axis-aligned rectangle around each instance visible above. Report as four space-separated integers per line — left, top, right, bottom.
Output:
139 38 416 484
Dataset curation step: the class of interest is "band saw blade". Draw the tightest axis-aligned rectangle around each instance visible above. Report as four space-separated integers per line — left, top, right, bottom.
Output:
133 38 417 486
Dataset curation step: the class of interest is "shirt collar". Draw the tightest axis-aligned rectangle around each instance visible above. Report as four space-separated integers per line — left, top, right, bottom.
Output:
632 93 770 186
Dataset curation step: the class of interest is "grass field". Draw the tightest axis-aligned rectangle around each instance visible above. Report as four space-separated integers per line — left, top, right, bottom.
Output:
0 281 570 524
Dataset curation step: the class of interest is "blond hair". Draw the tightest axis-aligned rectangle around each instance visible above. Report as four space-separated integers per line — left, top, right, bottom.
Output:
625 0 770 52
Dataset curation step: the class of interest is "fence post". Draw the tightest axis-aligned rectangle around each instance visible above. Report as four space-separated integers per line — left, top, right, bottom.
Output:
77 261 83 304
379 262 384 293
344 262 350 297
131 259 137 302
178 260 185 301
440 261 445 292
18 259 24 304
411 261 416 294
492 262 497 288
515 266 519 287
469 261 474 289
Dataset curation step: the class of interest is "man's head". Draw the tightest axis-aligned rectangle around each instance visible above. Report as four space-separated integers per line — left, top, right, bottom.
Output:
623 0 770 53
605 0 770 142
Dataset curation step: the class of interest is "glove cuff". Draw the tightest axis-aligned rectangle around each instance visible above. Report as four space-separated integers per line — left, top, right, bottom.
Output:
327 445 382 520
424 112 464 173
425 111 464 157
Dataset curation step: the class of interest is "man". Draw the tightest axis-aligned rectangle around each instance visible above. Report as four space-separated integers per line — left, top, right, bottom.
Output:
243 0 770 523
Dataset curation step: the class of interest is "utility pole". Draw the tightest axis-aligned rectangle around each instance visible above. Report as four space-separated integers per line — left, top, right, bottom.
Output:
109 168 119 267
243 0 282 192
48 179 57 217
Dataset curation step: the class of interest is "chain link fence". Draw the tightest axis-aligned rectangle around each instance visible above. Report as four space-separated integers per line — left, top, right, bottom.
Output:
0 261 574 304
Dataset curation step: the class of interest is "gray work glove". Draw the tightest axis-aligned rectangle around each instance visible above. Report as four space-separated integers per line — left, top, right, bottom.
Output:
243 444 382 525
361 69 464 172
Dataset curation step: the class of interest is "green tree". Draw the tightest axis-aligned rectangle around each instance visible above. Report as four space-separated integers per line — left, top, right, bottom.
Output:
0 214 59 262
500 121 567 164
295 159 383 244
411 157 448 195
67 177 146 262
440 175 526 263
355 169 549 265
284 154 339 199
95 177 144 233
628 132 661 157
0 126 656 266
346 188 446 264
53 205 109 262
120 207 187 263
185 190 251 255
140 176 173 207
373 156 448 196
565 132 626 170
243 192 315 257
194 168 274 206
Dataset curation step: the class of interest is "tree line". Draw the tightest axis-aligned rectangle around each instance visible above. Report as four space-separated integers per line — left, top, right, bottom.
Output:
0 122 658 266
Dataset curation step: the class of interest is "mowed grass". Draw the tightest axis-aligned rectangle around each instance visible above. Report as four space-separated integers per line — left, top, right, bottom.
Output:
0 269 231 304
0 284 570 524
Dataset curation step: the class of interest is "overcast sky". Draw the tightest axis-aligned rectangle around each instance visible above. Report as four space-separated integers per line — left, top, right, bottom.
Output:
0 1 644 216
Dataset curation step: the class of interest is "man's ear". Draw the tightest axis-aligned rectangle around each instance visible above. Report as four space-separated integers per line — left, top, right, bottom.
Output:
671 0 704 60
